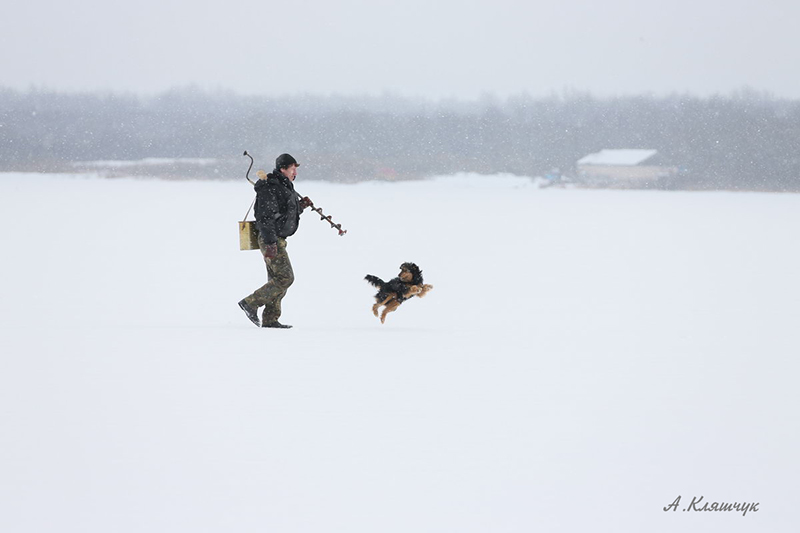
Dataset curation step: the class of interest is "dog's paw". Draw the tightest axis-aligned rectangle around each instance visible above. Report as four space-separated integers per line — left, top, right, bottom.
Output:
416 284 433 297
372 304 380 317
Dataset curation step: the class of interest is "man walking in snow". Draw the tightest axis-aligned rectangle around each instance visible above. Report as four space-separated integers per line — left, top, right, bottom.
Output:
238 153 312 329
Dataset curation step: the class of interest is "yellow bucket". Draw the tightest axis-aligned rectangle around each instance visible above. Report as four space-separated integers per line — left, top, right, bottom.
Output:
238 221 260 251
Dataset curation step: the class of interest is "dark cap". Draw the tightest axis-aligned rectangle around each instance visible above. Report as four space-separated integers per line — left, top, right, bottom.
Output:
275 153 299 170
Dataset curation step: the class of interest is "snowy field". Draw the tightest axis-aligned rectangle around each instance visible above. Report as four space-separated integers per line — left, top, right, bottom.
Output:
1 172 798 533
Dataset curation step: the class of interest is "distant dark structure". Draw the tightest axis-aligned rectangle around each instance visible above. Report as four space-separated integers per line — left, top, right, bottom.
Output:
1 87 799 191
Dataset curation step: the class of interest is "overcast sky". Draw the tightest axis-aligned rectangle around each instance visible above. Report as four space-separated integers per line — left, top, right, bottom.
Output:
2 0 798 100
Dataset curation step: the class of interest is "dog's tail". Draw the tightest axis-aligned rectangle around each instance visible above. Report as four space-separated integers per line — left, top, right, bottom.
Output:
364 274 386 288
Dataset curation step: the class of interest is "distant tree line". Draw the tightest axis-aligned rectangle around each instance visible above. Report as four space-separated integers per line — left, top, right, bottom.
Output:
1 86 799 190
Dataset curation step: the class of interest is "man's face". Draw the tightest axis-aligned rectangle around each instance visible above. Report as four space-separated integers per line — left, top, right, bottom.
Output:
280 164 298 181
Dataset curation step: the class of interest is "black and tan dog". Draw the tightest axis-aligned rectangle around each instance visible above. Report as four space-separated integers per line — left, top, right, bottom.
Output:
365 262 433 324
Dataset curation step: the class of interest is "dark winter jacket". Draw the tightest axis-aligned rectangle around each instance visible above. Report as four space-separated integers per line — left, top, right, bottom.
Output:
254 170 301 244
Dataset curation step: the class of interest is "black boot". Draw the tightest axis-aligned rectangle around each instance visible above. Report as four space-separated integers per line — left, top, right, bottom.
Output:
262 320 292 329
238 299 260 327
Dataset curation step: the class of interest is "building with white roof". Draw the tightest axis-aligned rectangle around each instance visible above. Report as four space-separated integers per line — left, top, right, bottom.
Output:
576 149 677 185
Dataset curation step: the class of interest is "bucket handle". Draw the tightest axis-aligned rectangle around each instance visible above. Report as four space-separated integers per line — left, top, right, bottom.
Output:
242 196 256 222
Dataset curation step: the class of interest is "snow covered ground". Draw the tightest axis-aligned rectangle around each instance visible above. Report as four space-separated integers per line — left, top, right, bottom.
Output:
1 172 798 532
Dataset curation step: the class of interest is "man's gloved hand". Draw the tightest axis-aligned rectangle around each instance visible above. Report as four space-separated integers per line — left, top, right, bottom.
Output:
299 196 314 210
263 243 278 259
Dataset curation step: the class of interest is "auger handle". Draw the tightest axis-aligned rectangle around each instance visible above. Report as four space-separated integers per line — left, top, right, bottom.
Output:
243 151 256 185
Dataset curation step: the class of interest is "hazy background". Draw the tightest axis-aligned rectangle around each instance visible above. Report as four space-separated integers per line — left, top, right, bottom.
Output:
2 0 799 189
3 0 799 99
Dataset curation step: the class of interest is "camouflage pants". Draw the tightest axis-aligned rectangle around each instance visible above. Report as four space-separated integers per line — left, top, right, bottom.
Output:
244 236 295 323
